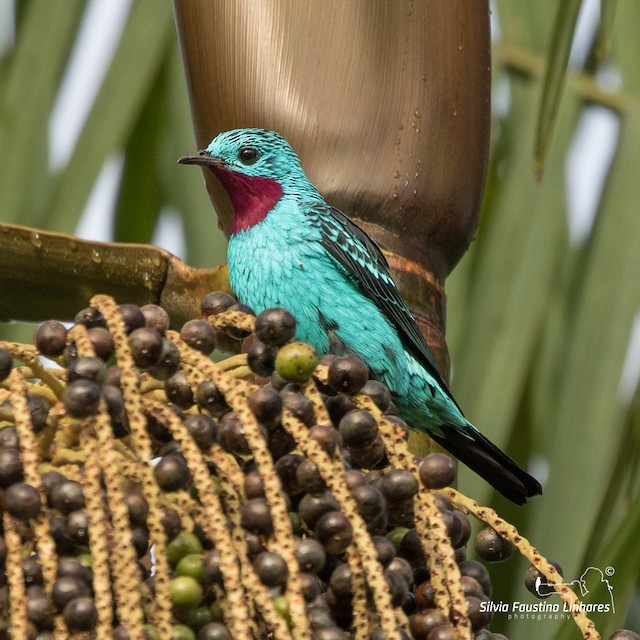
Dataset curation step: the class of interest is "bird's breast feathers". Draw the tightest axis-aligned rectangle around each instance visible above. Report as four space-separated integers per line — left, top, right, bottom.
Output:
227 201 409 388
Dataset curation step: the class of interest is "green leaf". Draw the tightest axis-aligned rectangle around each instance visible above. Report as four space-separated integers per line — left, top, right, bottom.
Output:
534 0 583 174
44 0 174 234
113 51 168 243
596 0 618 63
0 0 85 222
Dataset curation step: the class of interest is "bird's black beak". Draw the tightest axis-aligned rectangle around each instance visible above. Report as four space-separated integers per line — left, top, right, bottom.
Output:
177 151 226 167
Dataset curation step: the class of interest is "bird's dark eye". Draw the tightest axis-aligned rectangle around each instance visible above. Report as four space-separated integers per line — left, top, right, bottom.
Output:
238 146 260 165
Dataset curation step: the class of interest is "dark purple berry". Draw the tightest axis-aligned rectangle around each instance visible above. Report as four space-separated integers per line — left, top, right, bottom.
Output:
129 327 163 369
41 470 65 505
309 424 341 457
198 622 232 640
154 455 191 492
414 582 437 611
50 480 84 514
200 291 236 317
140 304 170 333
467 595 492 630
274 453 305 496
338 410 378 447
64 510 89 545
63 379 100 418
148 338 181 380
247 386 282 427
4 482 41 519
388 557 414 589
180 319 217 354
202 549 223 585
418 453 457 489
524 561 563 598
325 394 357 427
118 303 145 334
62 596 98 631
56 557 92 585
359 380 392 412
474 526 515 562
27 395 49 433
315 511 353 556
161 509 182 541
184 414 218 451
0 349 11 381
243 471 265 499
130 526 149 558
454 511 472 549
349 433 387 469
296 459 326 494
371 535 395 568
218 412 251 455
67 356 106 384
269 426 296 461
398 529 427 572
124 491 149 527
27 590 55 630
409 611 451 640
460 575 485 599
298 491 339 530
102 385 124 418
165 371 194 409
73 307 106 329
34 321 67 358
295 538 326 575
281 390 315 426
52 576 90 610
246 340 277 377
240 498 273 536
146 412 173 443
380 469 419 501
350 483 386 524
254 308 297 346
459 560 493 597
196 380 229 418
23 557 43 586
87 326 114 361
0 447 23 487
253 551 289 587
436 627 466 640
299 572 321 602
327 357 369 395
328 563 352 597
385 568 409 607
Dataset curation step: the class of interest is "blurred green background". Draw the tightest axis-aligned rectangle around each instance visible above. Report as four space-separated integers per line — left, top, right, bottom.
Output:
0 1 638 638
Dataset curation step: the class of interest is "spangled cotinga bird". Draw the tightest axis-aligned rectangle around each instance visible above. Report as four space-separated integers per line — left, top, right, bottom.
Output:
179 128 542 504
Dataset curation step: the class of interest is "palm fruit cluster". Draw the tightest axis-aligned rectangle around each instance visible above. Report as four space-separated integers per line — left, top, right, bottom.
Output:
0 292 631 640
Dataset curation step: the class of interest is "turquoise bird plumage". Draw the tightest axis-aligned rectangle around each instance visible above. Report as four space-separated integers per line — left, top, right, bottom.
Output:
179 128 542 504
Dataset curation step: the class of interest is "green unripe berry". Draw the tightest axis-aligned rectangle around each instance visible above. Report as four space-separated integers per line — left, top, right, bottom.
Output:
274 341 318 382
167 532 203 567
273 595 292 626
169 575 203 608
175 553 205 583
170 623 197 640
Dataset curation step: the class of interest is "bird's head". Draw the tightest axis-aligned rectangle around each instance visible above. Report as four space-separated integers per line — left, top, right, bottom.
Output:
179 128 312 234
179 128 303 181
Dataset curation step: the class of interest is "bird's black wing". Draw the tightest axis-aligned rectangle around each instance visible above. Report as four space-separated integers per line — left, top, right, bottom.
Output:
305 203 460 409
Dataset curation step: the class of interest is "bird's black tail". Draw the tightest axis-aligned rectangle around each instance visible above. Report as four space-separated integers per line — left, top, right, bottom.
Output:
428 425 542 505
